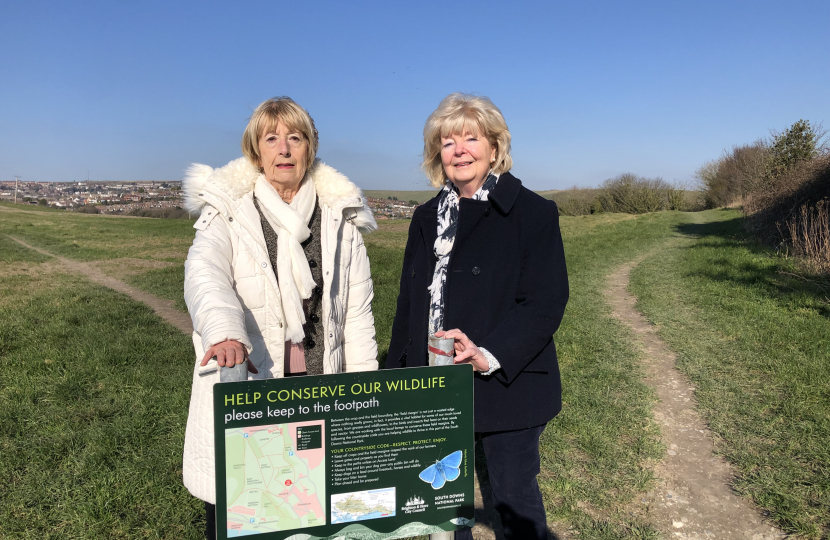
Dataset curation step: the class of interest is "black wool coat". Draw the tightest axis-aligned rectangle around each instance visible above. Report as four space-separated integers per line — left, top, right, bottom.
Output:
385 172 569 432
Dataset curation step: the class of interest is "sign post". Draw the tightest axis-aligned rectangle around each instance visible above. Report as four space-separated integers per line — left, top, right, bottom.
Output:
213 365 475 539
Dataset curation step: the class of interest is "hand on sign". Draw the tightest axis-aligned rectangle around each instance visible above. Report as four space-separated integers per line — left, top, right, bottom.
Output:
201 339 258 374
434 329 489 372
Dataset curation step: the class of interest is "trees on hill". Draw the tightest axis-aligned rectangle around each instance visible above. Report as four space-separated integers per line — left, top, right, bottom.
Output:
697 119 830 273
698 119 826 210
766 119 821 181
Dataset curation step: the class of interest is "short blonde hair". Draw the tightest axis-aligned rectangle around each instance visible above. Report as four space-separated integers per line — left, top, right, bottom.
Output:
242 97 319 172
422 93 513 188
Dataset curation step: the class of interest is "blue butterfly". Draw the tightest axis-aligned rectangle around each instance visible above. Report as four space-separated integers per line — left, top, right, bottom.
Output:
418 450 463 490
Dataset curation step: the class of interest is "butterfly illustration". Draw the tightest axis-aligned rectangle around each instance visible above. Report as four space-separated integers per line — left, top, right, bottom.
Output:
418 450 463 489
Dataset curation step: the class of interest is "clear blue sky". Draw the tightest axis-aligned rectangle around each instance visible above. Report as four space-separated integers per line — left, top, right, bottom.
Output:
1 0 828 190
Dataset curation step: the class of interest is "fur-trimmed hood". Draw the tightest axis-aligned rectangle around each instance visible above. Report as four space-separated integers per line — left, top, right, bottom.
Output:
182 157 376 234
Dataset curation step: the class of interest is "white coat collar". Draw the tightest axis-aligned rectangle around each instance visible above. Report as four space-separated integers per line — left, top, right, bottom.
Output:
182 157 377 234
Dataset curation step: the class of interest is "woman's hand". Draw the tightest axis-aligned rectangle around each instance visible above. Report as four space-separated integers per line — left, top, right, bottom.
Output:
435 329 489 372
201 339 259 374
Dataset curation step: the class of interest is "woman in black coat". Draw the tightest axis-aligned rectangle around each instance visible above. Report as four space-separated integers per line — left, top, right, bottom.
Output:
385 93 569 540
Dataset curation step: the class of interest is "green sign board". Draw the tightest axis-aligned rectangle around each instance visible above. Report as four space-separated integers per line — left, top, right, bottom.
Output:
213 365 475 539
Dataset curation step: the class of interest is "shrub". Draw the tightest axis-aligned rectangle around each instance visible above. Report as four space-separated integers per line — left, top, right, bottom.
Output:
552 182 699 216
558 197 593 216
783 199 830 273
597 174 670 214
697 142 768 208
743 121 828 246
745 155 830 245
549 188 602 216
684 191 708 212
76 205 100 214
666 188 685 211
696 119 830 273
765 119 822 182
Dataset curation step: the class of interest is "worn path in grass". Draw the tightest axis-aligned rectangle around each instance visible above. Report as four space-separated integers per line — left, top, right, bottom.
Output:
7 235 193 334
604 230 783 539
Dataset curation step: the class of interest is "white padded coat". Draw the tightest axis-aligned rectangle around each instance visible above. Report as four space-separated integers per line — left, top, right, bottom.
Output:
181 157 378 503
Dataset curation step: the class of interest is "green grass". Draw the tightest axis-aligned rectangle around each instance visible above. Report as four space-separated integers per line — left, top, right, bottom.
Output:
0 201 195 261
1 206 674 538
364 219 411 366
6 204 824 538
0 200 68 214
0 235 51 263
124 263 189 312
0 271 201 539
540 212 691 538
362 212 689 540
629 209 830 538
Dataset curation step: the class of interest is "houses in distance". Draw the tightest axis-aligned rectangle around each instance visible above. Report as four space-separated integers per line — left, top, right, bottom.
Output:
0 181 419 220
0 180 181 214
365 197 418 219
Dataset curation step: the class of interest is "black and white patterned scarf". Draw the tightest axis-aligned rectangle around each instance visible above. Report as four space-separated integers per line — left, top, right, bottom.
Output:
428 173 499 333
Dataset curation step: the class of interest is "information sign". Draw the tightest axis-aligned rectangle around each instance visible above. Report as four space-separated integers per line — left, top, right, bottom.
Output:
213 364 475 539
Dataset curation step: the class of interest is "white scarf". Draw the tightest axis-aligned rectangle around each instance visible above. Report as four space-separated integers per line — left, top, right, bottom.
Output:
254 174 317 343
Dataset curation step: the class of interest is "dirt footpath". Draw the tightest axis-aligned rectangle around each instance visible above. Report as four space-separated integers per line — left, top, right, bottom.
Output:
8 236 192 334
605 256 784 539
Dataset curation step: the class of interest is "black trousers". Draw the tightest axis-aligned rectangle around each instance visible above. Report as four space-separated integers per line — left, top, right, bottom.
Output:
455 424 548 540
205 501 216 540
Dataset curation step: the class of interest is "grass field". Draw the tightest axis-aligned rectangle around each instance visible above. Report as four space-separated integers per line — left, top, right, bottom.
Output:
1 201 827 538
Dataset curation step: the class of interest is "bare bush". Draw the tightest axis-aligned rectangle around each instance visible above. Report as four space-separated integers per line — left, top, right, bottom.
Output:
667 186 685 211
697 142 768 208
597 174 671 214
745 155 830 244
552 181 701 216
783 199 830 273
549 188 603 216
697 120 830 273
695 159 720 202
557 197 593 216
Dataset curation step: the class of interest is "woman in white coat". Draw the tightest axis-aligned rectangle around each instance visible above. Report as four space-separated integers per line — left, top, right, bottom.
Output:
181 97 378 539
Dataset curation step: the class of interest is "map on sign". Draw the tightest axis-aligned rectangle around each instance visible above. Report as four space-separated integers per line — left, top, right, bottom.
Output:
224 421 325 537
331 487 396 524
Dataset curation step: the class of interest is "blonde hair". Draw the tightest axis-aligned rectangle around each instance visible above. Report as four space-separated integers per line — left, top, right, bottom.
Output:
422 93 512 188
242 97 319 171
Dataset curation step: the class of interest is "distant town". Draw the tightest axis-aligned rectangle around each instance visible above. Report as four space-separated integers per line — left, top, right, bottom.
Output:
364 197 418 219
0 180 419 219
